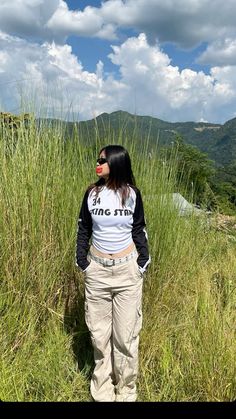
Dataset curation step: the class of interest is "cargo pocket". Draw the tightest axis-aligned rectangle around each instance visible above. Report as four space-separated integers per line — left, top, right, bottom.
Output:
136 264 143 279
84 300 91 331
133 308 143 338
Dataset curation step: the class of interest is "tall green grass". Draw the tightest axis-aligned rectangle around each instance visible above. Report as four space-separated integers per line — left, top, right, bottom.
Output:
0 118 235 401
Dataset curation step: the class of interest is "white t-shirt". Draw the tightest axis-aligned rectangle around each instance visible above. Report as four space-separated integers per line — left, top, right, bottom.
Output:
88 185 136 253
76 184 150 272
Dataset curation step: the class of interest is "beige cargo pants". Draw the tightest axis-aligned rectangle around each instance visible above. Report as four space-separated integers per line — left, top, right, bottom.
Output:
84 253 143 402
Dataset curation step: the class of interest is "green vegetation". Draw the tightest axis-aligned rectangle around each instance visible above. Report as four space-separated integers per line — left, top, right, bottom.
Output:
160 136 216 209
74 110 236 167
63 110 236 214
162 137 236 214
210 164 236 215
0 116 235 401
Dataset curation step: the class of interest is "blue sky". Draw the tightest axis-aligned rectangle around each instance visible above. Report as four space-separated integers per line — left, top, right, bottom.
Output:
66 1 211 75
0 0 236 123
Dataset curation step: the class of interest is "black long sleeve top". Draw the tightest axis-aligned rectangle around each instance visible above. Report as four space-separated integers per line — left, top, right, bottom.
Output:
76 185 150 273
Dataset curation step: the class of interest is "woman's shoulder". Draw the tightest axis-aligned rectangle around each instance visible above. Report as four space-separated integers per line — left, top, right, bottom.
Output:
87 185 96 193
82 186 95 199
128 184 140 196
85 184 106 199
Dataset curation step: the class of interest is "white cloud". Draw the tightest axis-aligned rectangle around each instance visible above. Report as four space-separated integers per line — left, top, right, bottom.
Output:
1 31 236 123
0 0 60 41
46 1 117 41
109 34 236 122
1 0 236 71
0 0 117 42
198 39 236 66
1 0 236 51
0 30 126 119
100 0 236 48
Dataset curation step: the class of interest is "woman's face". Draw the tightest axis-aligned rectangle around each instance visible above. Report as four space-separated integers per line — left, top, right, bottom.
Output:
96 151 110 181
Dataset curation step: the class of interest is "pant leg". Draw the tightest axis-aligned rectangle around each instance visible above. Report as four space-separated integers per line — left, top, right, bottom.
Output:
112 257 143 402
84 259 115 402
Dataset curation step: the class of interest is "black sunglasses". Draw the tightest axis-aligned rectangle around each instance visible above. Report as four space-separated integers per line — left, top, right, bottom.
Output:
97 157 107 165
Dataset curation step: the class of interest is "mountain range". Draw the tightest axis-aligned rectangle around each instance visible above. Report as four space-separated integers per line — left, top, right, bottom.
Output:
75 111 236 167
44 110 236 167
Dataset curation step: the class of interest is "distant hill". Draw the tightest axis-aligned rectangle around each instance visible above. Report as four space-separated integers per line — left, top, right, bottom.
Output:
39 111 236 167
76 111 236 166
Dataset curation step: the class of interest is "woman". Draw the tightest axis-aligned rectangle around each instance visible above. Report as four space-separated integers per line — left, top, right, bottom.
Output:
76 145 150 402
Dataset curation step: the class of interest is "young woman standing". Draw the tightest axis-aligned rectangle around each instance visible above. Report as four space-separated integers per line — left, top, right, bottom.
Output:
76 145 150 402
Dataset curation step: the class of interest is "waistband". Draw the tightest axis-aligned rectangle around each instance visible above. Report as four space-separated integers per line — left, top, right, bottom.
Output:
88 249 137 267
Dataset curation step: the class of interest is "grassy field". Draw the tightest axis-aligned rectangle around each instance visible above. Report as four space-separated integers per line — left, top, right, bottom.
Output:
0 119 235 401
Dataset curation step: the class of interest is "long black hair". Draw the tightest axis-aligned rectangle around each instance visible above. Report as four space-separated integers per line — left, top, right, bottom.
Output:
88 145 136 206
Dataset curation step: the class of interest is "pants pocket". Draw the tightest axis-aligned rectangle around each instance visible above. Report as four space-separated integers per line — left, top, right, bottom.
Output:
133 308 143 338
84 300 92 331
84 258 96 277
132 258 143 279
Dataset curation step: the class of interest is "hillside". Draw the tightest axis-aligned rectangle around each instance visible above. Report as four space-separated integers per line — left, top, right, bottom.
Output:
74 111 236 167
2 110 235 166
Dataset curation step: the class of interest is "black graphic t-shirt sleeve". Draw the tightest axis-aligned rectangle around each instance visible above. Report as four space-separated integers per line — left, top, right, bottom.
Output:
76 190 92 271
132 188 150 271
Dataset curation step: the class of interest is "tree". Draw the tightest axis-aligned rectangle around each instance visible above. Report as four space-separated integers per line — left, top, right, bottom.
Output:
210 163 236 214
163 135 216 207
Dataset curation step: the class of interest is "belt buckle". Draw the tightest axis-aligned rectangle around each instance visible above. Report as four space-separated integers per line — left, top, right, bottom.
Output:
104 258 115 267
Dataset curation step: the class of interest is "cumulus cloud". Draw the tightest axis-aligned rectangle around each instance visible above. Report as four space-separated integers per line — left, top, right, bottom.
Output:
46 1 117 41
0 0 117 43
0 30 126 119
1 1 236 52
98 0 236 49
1 31 236 123
0 0 60 41
198 39 236 66
109 34 236 122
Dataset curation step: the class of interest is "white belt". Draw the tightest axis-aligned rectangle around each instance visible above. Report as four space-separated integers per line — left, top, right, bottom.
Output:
88 249 137 267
